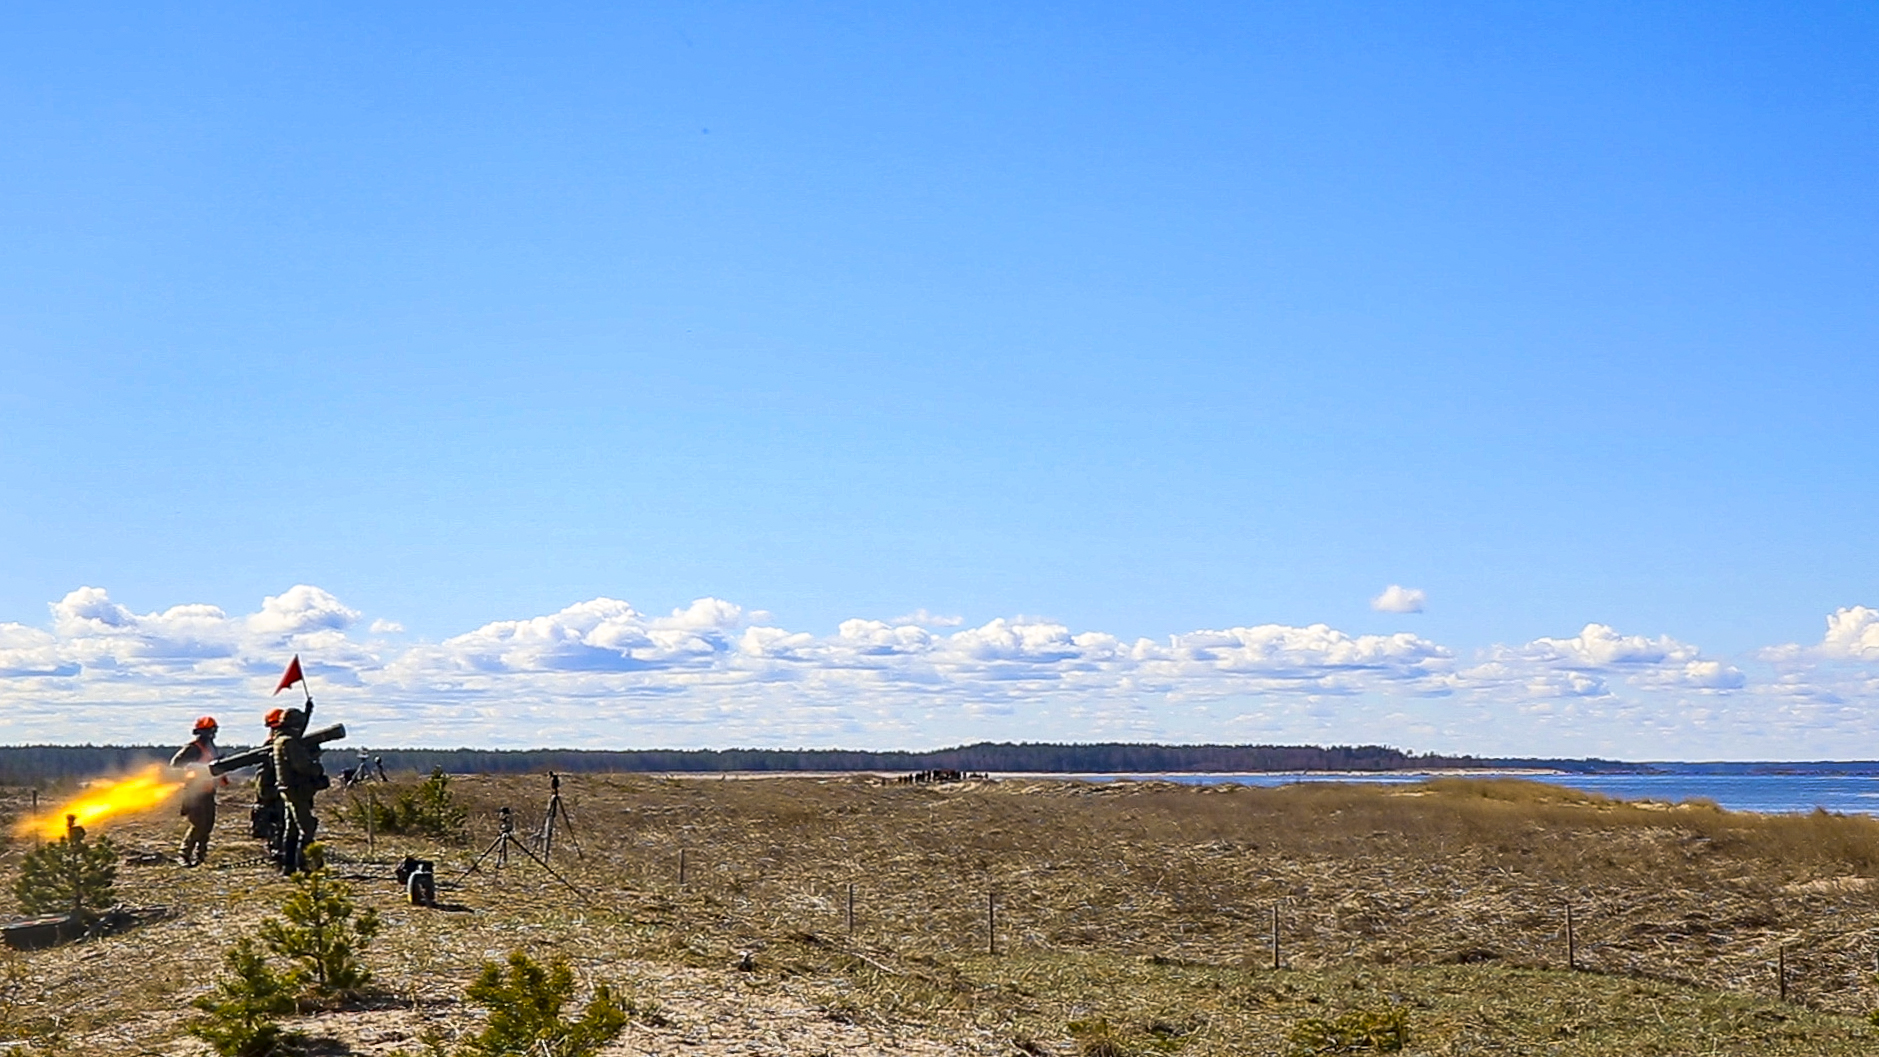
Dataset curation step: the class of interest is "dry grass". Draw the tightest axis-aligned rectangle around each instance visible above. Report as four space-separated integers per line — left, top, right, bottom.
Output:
2 773 1879 1055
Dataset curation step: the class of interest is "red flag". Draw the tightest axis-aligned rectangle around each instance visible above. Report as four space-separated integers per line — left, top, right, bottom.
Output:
273 655 305 696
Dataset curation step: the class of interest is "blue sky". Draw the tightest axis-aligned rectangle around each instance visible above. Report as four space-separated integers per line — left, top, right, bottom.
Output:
3 3 1877 755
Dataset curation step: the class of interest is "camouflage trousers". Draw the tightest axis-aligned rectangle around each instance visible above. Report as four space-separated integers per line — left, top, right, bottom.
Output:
179 796 215 866
281 790 318 873
252 799 285 864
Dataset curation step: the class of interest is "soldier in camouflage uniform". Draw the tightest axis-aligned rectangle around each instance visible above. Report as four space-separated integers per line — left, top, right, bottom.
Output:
271 707 327 874
252 708 289 866
170 716 224 866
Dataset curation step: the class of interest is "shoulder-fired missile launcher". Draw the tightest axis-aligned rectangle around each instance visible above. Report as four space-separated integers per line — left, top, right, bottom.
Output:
209 723 346 776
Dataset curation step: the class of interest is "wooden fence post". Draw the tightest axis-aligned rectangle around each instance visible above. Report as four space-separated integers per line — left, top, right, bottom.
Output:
988 890 997 956
1271 903 1281 970
1566 903 1576 971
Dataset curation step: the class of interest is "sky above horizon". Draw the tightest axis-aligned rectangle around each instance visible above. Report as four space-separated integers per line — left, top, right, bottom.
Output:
3 3 1877 758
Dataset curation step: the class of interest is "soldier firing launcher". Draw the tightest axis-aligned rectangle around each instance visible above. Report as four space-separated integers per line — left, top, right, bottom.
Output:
209 723 347 776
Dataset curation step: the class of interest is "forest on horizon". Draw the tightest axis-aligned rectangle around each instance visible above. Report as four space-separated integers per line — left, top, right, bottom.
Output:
0 741 1636 784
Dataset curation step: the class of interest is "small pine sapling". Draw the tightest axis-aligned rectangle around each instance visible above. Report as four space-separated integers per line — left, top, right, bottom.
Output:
407 768 468 841
459 951 629 1057
13 820 117 921
346 769 467 842
256 843 381 996
1287 1004 1410 1056
187 939 302 1057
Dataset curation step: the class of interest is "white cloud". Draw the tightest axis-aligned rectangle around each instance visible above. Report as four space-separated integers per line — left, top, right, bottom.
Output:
1463 623 1746 698
1819 606 1879 660
4 585 1879 758
1371 585 1426 614
368 619 405 635
48 587 239 663
890 609 965 628
0 587 1457 748
248 585 361 637
1748 608 1879 724
432 597 746 675
0 623 74 678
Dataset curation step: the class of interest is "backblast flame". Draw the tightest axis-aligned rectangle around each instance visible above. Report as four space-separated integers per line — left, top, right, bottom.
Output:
12 764 187 840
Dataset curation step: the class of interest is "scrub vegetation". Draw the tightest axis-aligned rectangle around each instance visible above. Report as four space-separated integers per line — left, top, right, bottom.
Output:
4 773 1879 1054
12 823 117 920
343 769 469 842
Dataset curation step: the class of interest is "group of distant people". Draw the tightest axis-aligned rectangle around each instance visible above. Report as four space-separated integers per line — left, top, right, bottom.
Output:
168 705 383 873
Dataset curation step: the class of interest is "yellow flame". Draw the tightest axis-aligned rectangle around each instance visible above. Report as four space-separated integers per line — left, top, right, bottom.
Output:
13 764 187 840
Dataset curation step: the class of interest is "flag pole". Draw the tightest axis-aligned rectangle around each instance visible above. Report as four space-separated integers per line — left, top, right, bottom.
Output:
276 655 314 715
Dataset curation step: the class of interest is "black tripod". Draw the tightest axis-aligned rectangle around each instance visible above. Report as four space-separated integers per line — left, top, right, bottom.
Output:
454 806 591 903
531 772 583 860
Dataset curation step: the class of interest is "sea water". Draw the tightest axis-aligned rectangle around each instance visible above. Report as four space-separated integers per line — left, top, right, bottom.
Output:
1064 772 1879 816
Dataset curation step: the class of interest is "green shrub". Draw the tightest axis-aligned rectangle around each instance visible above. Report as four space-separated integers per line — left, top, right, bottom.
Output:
188 847 379 1056
348 769 467 842
0 950 31 1036
13 823 117 920
459 951 630 1057
256 844 381 996
187 940 302 1057
1287 1004 1409 1055
1066 1018 1127 1057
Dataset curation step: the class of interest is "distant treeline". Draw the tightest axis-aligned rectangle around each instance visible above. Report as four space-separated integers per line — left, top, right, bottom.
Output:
0 745 173 784
0 741 1639 784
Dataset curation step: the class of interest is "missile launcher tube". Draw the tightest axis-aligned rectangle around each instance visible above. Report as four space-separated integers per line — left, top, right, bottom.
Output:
209 723 347 775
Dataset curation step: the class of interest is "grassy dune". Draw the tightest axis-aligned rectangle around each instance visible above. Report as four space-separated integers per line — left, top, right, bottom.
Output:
4 773 1879 1054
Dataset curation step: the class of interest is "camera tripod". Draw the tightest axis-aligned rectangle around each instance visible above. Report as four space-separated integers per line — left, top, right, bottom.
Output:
454 806 592 903
531 772 583 860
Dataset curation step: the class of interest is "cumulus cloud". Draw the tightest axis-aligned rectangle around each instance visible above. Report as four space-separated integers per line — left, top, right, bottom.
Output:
249 585 361 636
1818 607 1879 660
434 597 746 675
48 587 239 664
7 584 1879 757
1748 607 1879 726
1463 623 1746 698
1371 585 1426 614
890 609 965 628
0 622 75 678
0 586 1461 747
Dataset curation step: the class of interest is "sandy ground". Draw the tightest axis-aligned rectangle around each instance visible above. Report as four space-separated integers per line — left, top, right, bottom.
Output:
8 772 1879 1056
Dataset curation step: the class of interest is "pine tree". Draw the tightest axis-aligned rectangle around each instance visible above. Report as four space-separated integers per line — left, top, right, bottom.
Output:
13 821 117 920
408 768 468 840
460 951 628 1057
186 940 301 1057
255 844 380 995
344 768 466 842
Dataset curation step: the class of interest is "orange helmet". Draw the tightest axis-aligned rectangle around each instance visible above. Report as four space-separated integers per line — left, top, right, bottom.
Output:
263 708 286 729
193 715 218 734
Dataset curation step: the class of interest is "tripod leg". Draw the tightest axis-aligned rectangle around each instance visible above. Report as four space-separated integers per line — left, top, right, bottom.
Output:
506 835 596 905
453 834 509 883
552 798 584 856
